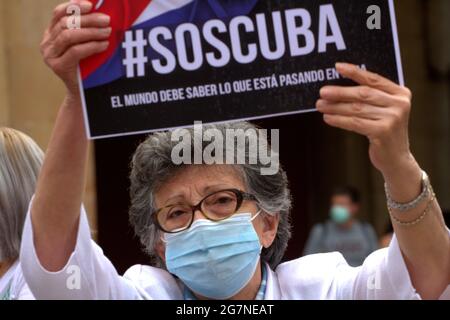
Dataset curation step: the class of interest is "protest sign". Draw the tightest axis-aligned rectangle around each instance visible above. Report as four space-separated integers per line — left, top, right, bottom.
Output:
78 0 404 139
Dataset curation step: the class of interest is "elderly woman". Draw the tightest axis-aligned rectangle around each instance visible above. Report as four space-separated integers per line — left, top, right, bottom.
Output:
0 128 43 300
20 1 450 300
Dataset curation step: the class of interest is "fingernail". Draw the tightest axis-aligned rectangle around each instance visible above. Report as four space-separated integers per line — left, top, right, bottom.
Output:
100 41 109 49
101 27 112 35
81 1 93 10
336 62 353 71
320 87 331 97
316 99 324 109
99 14 111 24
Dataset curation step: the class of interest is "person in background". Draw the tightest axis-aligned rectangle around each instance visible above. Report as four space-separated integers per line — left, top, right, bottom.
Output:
303 186 378 266
0 128 43 300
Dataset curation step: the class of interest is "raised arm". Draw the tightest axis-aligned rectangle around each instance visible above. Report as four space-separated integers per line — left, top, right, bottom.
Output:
317 63 450 299
31 0 111 271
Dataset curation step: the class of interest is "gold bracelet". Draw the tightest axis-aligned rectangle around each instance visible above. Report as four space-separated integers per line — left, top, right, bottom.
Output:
388 192 436 227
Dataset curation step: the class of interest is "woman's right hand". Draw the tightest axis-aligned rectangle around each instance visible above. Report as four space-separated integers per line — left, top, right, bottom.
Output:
41 0 111 95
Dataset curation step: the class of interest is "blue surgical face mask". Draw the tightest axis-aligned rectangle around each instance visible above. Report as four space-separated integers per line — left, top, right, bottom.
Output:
164 212 262 299
330 205 351 224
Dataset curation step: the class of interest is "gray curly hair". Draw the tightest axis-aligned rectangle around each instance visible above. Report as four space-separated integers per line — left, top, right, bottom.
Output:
129 121 292 269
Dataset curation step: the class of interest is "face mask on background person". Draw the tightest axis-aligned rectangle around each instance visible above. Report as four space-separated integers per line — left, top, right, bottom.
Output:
330 205 351 224
164 212 262 299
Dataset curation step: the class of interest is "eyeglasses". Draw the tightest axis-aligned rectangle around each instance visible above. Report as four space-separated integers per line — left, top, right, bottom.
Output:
152 189 258 233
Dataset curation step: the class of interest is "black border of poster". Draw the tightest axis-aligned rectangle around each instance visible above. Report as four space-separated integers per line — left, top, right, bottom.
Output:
77 0 404 140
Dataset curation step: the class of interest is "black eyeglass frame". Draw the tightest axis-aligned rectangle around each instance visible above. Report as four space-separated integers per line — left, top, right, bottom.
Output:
152 188 259 233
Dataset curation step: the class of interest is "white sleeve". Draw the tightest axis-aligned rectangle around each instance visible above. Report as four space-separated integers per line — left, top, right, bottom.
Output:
11 265 35 300
336 232 450 300
20 203 142 300
13 281 34 300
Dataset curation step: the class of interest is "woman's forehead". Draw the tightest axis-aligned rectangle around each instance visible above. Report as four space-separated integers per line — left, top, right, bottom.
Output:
155 165 245 206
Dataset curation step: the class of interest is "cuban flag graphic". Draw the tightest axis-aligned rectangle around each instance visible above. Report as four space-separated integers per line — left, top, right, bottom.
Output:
80 0 259 89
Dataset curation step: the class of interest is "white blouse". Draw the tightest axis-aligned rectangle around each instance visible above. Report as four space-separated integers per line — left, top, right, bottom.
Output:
20 205 450 300
0 260 34 300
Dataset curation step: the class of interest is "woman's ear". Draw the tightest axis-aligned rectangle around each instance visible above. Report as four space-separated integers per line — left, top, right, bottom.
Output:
155 239 166 263
259 212 280 249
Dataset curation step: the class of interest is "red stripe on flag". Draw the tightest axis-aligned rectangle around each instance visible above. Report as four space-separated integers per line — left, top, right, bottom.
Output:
80 0 152 80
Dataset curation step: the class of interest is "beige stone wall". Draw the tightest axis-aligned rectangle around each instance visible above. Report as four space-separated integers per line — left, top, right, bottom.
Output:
0 0 98 236
0 0 9 126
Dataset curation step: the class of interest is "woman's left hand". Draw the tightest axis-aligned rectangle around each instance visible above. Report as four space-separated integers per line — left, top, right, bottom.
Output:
317 63 450 300
316 63 414 178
